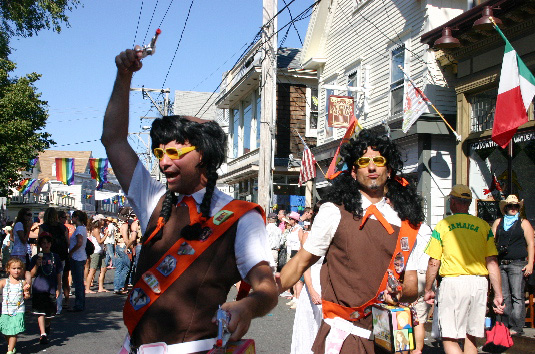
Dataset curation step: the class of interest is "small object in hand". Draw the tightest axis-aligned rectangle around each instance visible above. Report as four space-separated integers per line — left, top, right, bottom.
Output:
208 307 231 353
38 253 43 258
137 28 162 58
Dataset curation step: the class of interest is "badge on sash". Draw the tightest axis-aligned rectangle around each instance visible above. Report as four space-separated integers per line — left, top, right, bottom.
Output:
177 242 195 255
142 271 161 294
394 252 405 274
350 310 361 320
130 288 150 310
400 237 409 251
156 255 177 277
213 210 234 225
199 227 213 242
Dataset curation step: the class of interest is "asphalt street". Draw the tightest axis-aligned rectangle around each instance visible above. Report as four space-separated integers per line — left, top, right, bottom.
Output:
0 271 297 353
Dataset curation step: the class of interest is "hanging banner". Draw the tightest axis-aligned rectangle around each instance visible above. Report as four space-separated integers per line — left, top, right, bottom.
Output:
328 95 354 129
55 158 75 186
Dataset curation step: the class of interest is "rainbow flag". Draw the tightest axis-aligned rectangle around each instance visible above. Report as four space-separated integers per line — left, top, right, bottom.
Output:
89 158 108 185
22 178 37 195
325 114 363 180
17 178 30 192
55 158 75 185
27 156 39 170
32 178 49 196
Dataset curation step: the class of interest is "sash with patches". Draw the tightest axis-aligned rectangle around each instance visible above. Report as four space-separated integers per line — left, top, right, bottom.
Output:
322 220 420 321
123 200 264 335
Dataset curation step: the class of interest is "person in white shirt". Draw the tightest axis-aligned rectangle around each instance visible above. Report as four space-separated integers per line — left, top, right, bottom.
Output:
104 218 116 269
103 46 277 353
266 213 282 267
278 129 431 354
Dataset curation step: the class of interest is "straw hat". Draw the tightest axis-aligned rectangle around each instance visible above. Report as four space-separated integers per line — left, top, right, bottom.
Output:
449 184 472 200
499 195 524 215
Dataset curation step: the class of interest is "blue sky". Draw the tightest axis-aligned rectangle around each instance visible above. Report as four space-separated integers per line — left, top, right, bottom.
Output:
10 0 311 159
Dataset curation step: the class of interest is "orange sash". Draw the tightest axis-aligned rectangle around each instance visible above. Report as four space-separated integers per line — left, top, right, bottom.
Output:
123 200 264 335
323 220 420 321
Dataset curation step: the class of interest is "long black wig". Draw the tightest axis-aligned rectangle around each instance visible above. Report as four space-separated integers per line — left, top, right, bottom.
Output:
146 115 226 242
323 129 425 227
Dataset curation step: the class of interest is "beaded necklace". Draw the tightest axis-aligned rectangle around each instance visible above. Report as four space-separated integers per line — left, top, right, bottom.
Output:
40 253 55 276
4 279 24 316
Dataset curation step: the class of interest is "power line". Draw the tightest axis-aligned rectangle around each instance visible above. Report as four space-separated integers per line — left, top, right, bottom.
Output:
132 0 144 48
281 0 303 46
158 0 176 29
161 0 195 88
142 0 160 44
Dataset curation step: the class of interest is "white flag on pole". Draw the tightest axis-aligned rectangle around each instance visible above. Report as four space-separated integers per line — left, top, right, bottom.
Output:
402 80 430 133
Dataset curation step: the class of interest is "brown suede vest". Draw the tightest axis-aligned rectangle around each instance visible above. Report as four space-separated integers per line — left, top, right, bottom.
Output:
313 205 402 354
130 195 241 347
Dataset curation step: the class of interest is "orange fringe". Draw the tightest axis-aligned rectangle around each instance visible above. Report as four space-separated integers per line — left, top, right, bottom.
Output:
394 176 409 187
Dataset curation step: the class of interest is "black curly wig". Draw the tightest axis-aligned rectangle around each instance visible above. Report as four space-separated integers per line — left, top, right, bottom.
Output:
145 115 226 242
323 129 424 227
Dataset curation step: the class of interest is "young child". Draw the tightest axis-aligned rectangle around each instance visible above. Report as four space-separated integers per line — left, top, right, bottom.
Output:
29 234 63 345
0 258 30 354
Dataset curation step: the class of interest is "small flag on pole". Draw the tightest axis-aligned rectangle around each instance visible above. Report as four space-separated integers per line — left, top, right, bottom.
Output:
402 80 430 133
22 178 37 195
298 147 317 187
89 158 109 185
491 22 535 148
55 158 75 185
33 178 49 196
325 114 362 180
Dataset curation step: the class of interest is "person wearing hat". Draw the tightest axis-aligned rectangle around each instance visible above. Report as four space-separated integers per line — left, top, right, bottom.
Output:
266 213 283 269
103 46 277 353
424 184 505 353
491 195 534 335
278 129 432 353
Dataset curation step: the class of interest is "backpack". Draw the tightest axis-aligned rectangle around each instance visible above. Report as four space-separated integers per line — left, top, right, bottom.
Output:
85 238 95 256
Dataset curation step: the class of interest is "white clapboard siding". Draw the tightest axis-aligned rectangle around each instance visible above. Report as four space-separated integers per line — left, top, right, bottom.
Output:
428 136 456 228
314 0 465 145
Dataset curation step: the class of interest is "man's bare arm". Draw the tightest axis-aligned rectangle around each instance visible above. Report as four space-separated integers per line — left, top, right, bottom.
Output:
221 261 278 341
278 249 320 292
399 270 417 303
486 255 505 314
102 48 144 194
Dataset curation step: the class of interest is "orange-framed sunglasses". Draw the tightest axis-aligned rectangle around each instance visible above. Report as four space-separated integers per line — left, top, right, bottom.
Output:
153 146 196 160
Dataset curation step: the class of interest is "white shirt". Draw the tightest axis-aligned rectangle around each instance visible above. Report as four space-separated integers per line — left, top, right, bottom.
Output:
266 223 282 250
104 223 116 245
70 225 87 261
127 160 274 279
286 225 302 252
303 196 432 271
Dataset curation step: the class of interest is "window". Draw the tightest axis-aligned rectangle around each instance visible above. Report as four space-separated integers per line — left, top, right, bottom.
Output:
243 97 253 154
231 108 239 158
306 87 318 137
470 88 497 133
347 68 360 115
390 45 405 116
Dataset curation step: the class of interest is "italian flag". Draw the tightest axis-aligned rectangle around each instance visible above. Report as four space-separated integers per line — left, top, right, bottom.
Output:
492 25 535 149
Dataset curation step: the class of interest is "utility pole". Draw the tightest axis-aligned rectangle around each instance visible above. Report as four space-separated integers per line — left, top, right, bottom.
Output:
258 0 277 213
130 87 171 174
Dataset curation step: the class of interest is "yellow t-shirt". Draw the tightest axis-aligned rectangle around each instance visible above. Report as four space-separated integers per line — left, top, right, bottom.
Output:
425 213 498 277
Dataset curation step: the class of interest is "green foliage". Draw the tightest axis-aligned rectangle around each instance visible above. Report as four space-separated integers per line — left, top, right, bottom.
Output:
0 0 79 196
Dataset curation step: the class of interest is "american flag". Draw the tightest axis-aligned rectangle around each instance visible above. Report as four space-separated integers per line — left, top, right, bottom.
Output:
298 147 316 187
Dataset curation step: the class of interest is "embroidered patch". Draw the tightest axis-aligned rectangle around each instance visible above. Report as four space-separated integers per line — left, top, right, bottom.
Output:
177 242 195 255
199 227 213 242
213 210 234 225
156 255 177 277
349 311 361 320
142 271 161 294
394 252 405 274
400 237 409 251
130 288 150 310
363 306 372 316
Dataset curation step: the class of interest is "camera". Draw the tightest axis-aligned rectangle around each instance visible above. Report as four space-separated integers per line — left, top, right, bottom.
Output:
498 245 508 256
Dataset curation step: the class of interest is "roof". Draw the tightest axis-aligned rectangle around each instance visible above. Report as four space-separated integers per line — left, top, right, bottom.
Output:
37 150 93 180
277 48 302 69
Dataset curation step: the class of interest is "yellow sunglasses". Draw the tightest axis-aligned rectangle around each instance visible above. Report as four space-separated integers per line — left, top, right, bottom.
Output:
355 156 387 168
153 146 196 160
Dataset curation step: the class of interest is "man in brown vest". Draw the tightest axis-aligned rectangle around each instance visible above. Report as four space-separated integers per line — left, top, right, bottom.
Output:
103 47 278 353
279 129 430 353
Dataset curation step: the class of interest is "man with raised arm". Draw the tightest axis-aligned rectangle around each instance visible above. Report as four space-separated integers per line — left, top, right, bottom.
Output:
102 47 277 354
278 129 431 354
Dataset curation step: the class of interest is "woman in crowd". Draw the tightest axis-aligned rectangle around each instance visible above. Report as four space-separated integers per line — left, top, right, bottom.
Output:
57 210 72 310
38 207 69 314
113 208 133 295
291 205 323 354
285 212 303 309
68 210 88 312
1 222 13 271
492 195 534 335
125 217 140 288
86 215 109 293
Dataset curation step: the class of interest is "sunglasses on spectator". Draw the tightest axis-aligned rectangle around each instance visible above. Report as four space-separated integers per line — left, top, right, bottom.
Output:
355 156 387 168
153 146 196 160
